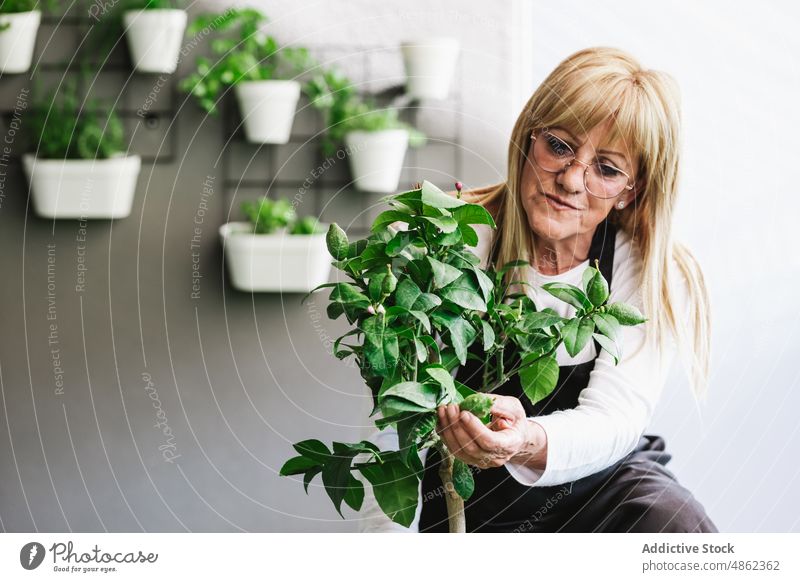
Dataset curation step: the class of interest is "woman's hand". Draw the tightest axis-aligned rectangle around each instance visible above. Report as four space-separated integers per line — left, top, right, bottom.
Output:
436 394 532 469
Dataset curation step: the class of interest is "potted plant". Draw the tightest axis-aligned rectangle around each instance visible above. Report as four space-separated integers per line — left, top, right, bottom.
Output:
23 83 141 219
0 0 50 74
279 180 647 531
305 68 426 193
180 8 311 144
401 38 460 100
219 195 332 293
122 0 187 74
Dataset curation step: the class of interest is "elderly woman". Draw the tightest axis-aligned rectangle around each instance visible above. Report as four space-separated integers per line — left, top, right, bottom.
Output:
361 47 717 533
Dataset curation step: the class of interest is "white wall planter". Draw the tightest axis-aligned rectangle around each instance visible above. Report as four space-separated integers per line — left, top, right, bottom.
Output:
234 80 301 144
22 154 142 219
219 222 332 293
123 9 187 74
401 38 460 100
0 10 41 74
344 129 409 193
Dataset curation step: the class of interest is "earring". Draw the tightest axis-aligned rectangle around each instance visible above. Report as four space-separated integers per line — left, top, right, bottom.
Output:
617 201 625 209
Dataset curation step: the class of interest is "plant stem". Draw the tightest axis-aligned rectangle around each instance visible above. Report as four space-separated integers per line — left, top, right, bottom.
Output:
435 440 466 533
485 341 560 393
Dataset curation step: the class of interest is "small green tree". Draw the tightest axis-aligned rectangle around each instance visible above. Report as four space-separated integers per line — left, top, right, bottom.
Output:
280 180 646 532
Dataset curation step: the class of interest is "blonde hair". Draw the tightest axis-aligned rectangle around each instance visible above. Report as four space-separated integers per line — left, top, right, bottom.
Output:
461 47 711 401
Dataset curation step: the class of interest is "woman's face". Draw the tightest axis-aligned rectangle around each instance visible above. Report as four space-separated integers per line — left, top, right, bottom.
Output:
520 118 639 243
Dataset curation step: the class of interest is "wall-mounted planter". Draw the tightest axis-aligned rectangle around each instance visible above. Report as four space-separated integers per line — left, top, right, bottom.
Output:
219 222 332 293
123 9 187 74
0 10 41 74
22 154 142 219
344 129 409 193
401 38 460 100
235 80 301 144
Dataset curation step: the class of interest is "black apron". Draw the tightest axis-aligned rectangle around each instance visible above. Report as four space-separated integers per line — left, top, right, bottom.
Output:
418 219 719 533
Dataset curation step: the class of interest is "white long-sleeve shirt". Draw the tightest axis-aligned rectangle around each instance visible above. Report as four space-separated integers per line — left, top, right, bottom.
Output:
356 223 689 532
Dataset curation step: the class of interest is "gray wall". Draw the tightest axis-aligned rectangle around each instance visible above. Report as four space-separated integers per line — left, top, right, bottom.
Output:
0 0 516 531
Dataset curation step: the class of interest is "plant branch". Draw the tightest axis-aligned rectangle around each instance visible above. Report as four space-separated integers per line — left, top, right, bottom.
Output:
435 440 466 533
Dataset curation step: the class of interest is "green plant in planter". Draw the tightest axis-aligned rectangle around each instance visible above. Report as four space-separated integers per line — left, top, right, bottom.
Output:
179 8 313 115
241 196 324 235
0 0 54 13
304 67 426 157
27 82 125 159
0 0 53 31
279 180 646 532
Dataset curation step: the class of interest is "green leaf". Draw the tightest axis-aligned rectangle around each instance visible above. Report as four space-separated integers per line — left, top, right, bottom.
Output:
326 224 350 259
541 282 593 311
321 455 356 518
409 310 431 334
293 439 332 463
327 301 345 320
519 354 559 406
329 283 369 306
592 312 621 342
343 474 365 511
358 457 420 528
605 302 647 326
420 180 466 209
562 316 595 357
381 396 432 417
427 256 463 288
280 455 320 476
303 466 322 494
417 335 441 363
421 215 459 233
523 311 565 330
378 381 440 409
452 458 475 501
368 272 387 302
497 259 530 279
460 224 478 246
371 210 411 232
363 315 399 377
587 269 610 307
332 440 382 457
393 188 423 212
471 268 494 303
386 231 417 256
397 413 437 463
414 338 428 363
374 410 418 430
431 312 478 365
440 274 487 311
593 332 621 364
581 266 598 293
412 293 442 312
517 333 558 356
452 204 497 228
423 365 458 402
481 320 495 351
395 277 422 309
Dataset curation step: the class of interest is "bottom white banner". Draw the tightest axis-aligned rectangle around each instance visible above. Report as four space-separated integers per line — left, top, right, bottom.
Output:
1 533 797 581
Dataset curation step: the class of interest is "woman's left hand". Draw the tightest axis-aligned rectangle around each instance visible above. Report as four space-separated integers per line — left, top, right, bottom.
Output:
436 394 530 469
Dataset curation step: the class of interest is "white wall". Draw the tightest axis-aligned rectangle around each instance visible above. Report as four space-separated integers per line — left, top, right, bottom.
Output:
520 0 800 532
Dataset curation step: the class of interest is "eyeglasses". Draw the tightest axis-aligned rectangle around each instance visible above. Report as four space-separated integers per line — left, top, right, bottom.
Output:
529 128 635 199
